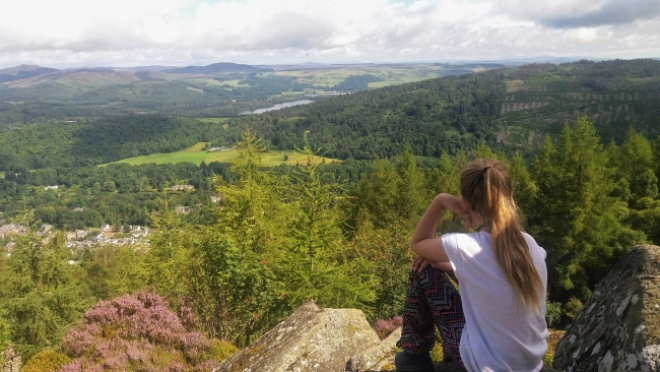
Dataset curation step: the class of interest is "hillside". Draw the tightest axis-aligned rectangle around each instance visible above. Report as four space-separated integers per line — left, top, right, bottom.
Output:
163 62 269 74
0 64 58 84
223 59 660 159
0 116 227 170
4 69 142 88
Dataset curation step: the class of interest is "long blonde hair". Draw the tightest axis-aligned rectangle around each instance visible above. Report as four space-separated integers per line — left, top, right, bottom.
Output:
460 159 543 313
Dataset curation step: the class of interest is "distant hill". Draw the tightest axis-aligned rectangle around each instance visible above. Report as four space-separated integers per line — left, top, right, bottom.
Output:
4 69 141 88
163 62 269 74
226 59 660 160
0 64 58 84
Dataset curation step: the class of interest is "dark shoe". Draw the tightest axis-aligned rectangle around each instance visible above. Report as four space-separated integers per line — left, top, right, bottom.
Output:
394 350 434 372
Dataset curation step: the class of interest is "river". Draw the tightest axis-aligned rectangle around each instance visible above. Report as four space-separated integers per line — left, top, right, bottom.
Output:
240 99 315 115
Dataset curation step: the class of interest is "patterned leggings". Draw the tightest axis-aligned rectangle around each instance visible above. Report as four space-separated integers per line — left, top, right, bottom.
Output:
398 266 467 371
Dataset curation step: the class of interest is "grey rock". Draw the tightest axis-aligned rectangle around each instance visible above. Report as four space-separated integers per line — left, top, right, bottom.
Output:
214 300 381 372
2 345 21 372
346 327 401 371
554 245 660 372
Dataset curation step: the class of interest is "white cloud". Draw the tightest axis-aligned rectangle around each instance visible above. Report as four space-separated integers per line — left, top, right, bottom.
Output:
0 0 657 68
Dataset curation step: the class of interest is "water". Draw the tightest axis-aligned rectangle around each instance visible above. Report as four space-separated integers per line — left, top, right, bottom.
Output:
241 99 315 115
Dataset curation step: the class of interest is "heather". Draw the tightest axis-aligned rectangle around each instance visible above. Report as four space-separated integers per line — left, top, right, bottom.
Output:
56 290 236 372
373 316 403 340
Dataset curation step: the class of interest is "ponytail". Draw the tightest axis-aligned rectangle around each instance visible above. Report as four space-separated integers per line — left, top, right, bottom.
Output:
460 159 543 313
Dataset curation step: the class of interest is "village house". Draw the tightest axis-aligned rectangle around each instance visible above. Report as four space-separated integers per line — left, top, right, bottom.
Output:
0 224 28 238
44 185 59 191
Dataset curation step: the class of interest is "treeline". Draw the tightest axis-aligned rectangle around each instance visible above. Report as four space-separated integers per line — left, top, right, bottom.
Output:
0 115 228 170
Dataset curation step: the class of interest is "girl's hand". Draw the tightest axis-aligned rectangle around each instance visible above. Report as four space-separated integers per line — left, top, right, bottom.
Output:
437 194 463 215
436 194 473 232
412 256 430 272
431 261 453 272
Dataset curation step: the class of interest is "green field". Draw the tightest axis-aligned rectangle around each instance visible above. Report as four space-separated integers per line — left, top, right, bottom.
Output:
107 143 338 167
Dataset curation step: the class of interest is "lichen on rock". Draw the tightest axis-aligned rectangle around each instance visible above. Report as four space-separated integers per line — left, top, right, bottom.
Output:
214 300 381 372
553 245 660 372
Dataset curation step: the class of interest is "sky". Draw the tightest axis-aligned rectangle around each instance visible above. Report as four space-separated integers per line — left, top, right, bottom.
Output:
0 0 658 68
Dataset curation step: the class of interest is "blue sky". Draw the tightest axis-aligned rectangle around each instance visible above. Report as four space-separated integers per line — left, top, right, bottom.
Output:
0 0 658 68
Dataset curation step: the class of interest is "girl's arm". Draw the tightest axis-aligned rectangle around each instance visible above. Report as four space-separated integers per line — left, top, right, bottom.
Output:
410 193 463 262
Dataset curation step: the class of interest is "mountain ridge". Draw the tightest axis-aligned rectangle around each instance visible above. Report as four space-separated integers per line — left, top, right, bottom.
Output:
163 62 270 74
0 64 58 84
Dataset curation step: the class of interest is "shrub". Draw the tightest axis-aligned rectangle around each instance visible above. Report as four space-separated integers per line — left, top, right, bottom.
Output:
373 316 403 340
21 349 71 372
564 297 584 321
543 329 565 366
58 290 236 371
546 300 563 328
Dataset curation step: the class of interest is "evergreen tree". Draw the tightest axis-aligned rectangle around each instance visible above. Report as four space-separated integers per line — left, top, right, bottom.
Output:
427 150 463 232
473 140 497 160
530 117 641 303
395 147 426 224
356 159 401 229
509 151 537 226
618 129 658 200
0 234 94 359
653 136 660 182
282 143 376 311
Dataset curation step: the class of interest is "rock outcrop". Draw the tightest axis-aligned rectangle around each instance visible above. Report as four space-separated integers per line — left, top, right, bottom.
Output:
1 346 21 372
553 245 660 372
345 327 401 371
214 300 381 372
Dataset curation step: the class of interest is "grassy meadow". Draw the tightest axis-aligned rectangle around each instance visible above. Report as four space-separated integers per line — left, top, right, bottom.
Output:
107 142 338 167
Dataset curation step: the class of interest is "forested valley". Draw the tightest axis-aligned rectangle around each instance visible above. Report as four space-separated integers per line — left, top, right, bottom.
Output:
1 59 660 370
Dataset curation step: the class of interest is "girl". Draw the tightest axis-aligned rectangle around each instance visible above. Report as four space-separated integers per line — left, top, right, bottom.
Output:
395 159 548 372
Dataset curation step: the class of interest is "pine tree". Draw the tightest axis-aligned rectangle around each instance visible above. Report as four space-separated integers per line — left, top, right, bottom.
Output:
530 117 641 303
361 159 401 229
428 150 459 197
427 150 463 232
653 136 660 182
509 151 537 226
618 129 658 200
395 147 426 224
473 140 497 160
0 234 94 359
281 142 376 311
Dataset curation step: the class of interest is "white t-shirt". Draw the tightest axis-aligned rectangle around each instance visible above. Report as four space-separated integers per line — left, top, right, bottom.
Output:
441 231 548 372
